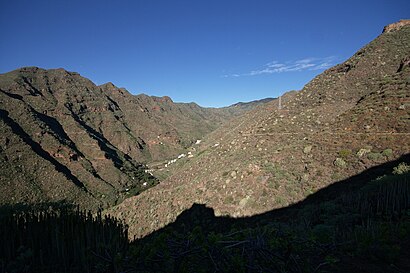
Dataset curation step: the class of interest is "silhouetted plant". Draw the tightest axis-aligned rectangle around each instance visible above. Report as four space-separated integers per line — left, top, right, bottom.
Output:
0 205 128 273
393 162 410 175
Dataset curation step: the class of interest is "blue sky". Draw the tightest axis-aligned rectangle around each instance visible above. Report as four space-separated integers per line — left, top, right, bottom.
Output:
0 0 409 107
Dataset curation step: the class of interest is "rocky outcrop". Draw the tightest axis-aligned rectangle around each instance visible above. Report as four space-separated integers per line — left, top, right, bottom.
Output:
383 19 410 33
397 55 410 72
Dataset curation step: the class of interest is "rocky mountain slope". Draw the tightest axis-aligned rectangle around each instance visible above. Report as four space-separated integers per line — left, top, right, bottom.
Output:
107 21 410 239
98 82 263 163
0 68 270 208
227 97 276 111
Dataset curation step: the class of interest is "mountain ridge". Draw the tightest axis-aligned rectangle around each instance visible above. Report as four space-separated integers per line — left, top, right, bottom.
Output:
0 66 273 208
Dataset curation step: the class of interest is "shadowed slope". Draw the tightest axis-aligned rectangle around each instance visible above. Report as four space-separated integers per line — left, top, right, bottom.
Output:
1 109 86 189
127 155 410 272
2 156 410 272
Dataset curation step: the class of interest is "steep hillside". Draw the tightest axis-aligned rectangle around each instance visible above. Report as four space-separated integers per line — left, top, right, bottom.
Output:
0 68 269 208
107 22 410 239
0 68 155 208
99 82 271 163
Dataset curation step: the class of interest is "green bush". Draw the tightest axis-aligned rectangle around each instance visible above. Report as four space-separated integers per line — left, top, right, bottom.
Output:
367 152 383 161
393 162 410 175
339 149 352 159
381 148 393 158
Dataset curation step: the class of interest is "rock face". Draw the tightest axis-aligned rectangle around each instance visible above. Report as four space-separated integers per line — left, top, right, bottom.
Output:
106 23 410 239
0 68 271 208
383 19 410 33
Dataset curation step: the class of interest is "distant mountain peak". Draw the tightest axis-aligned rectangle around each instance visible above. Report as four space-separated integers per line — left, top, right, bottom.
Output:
229 97 276 108
100 82 117 88
160 95 173 103
11 66 81 77
99 82 121 91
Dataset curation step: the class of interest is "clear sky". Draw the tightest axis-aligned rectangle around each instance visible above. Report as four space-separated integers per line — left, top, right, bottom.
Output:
0 0 409 107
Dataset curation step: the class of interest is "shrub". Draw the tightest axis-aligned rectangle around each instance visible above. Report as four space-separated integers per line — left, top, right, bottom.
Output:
381 148 393 158
334 157 347 168
367 152 383 161
339 149 352 159
393 162 410 175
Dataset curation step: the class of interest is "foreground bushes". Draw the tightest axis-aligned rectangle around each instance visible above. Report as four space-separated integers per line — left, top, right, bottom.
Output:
0 206 128 273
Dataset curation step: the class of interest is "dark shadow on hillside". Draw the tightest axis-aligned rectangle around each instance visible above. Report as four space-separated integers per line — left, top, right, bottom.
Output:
1 155 409 272
134 153 410 240
31 108 109 182
33 109 85 157
0 89 23 100
0 109 87 190
65 105 141 170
